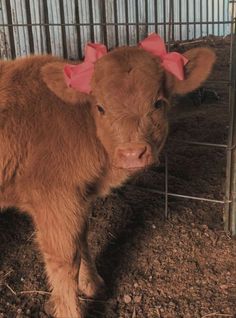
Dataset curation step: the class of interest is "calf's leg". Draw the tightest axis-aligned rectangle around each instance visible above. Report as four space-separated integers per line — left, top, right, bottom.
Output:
77 224 105 298
33 199 84 318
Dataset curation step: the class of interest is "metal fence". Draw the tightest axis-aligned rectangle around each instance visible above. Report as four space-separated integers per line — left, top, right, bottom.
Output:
0 0 232 59
0 0 235 235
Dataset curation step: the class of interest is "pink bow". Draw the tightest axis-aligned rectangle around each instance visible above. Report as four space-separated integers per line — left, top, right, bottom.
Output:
64 33 188 94
139 33 188 80
64 43 107 94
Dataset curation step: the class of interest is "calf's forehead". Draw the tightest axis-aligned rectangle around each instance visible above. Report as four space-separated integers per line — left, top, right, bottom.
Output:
91 47 164 109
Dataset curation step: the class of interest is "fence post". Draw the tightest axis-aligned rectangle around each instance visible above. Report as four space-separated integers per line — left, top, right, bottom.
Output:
225 2 236 236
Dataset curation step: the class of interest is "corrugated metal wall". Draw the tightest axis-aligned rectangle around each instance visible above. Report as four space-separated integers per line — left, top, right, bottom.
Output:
0 0 231 60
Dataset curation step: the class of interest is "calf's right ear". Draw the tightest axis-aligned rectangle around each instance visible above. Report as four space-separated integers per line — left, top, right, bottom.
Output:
41 62 90 104
171 48 216 95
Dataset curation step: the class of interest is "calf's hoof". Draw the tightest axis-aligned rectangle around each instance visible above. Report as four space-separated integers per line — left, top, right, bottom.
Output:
78 273 106 299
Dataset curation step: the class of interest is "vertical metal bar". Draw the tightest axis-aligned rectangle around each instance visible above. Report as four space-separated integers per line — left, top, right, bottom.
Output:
113 0 119 46
168 0 173 50
66 0 73 58
225 1 236 236
100 0 107 46
42 0 51 54
179 0 182 41
206 0 209 36
223 0 226 36
186 0 189 40
59 0 67 58
5 0 16 59
154 0 158 33
48 0 56 55
229 25 236 235
144 0 148 37
165 152 169 219
124 0 129 45
74 0 82 59
135 0 140 42
21 1 30 55
163 0 166 42
212 0 214 35
218 0 220 36
193 0 196 39
88 0 94 42
171 0 174 41
0 0 10 59
15 0 24 56
200 0 203 37
38 0 45 54
25 0 34 54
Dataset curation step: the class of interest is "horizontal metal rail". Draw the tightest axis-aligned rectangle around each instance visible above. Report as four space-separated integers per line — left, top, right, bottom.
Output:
170 140 228 149
127 185 229 204
205 80 231 85
0 21 232 27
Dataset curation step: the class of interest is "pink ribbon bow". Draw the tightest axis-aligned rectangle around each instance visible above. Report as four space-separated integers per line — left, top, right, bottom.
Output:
139 33 188 80
64 43 107 94
64 33 188 94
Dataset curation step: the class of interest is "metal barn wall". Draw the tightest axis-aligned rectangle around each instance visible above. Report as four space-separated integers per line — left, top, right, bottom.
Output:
0 0 231 59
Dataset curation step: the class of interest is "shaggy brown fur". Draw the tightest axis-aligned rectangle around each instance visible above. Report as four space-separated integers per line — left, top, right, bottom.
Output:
0 46 215 317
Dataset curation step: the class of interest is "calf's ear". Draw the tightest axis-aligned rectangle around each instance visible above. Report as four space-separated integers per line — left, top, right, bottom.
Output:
41 62 89 104
172 48 216 95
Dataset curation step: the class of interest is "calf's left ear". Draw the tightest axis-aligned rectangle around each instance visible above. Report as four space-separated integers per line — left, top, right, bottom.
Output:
41 62 90 104
171 48 216 95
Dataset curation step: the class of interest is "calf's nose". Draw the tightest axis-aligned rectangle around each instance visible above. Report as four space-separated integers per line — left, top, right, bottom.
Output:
115 143 153 170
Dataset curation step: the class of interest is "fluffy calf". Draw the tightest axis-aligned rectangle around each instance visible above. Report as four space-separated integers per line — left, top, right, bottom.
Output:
0 45 215 317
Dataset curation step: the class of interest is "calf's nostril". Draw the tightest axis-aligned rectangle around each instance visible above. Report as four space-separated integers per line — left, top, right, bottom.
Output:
138 146 147 159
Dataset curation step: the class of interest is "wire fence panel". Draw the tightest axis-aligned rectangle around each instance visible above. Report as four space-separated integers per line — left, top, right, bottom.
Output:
0 0 231 59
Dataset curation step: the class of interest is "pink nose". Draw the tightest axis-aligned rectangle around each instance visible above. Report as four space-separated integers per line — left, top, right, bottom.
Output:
115 143 153 170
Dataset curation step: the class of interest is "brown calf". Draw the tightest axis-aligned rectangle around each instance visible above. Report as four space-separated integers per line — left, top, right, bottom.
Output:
0 45 215 317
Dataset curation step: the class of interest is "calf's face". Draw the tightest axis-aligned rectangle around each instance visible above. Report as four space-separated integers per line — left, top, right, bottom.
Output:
42 46 215 173
90 47 215 172
91 47 169 171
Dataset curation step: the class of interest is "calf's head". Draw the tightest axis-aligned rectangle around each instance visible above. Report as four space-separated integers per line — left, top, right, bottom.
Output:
90 46 215 172
42 43 215 173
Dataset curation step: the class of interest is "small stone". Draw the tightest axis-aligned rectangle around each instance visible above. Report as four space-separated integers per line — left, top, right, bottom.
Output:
220 284 228 290
152 224 156 229
123 294 132 304
134 283 138 288
134 295 142 303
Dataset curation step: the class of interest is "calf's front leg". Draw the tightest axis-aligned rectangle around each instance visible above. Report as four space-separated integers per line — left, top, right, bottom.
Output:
33 199 85 318
77 223 105 298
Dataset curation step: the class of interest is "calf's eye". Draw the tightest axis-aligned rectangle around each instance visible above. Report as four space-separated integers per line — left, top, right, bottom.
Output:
97 105 105 115
154 99 164 109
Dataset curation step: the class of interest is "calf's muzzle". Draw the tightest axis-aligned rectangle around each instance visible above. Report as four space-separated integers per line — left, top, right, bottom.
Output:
114 143 153 170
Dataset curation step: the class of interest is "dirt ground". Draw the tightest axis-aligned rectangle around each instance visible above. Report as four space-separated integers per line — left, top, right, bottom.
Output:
0 36 236 318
